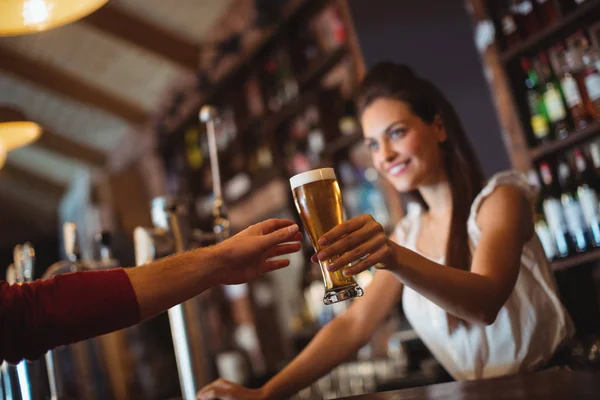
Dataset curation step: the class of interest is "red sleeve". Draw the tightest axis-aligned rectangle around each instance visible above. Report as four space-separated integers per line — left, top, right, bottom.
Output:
0 268 141 364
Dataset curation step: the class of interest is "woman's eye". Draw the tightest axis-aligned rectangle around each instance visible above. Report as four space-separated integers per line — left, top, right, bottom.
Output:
390 128 406 140
366 141 379 151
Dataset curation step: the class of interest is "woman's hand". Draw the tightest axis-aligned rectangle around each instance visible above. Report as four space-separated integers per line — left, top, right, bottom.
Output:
210 219 303 286
196 378 268 400
314 214 396 276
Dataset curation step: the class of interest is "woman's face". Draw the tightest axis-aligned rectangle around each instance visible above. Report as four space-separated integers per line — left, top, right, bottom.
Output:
360 98 447 192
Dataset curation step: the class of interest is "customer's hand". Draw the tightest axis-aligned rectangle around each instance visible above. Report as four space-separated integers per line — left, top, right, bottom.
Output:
209 219 303 285
197 378 267 400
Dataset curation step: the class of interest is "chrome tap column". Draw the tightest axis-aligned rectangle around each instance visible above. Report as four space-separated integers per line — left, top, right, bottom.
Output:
133 104 230 400
13 243 34 400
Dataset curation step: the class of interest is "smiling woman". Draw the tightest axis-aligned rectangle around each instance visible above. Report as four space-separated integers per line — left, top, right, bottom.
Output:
196 62 575 400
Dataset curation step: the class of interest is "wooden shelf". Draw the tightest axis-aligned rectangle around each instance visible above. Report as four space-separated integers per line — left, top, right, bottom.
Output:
529 122 600 160
299 45 348 89
500 0 600 63
551 247 600 271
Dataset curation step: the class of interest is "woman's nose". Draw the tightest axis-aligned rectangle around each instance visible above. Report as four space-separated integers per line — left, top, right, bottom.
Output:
380 140 398 162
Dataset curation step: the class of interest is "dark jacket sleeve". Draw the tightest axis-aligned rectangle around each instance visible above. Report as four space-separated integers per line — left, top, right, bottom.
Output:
0 268 141 364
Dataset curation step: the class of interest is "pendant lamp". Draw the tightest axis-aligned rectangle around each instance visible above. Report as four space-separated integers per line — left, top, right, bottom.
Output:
0 121 42 151
0 0 108 36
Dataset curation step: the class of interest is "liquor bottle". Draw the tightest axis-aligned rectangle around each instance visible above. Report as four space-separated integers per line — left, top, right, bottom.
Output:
510 0 540 39
564 33 600 120
529 169 558 260
557 158 590 252
582 48 600 116
553 44 593 130
573 148 600 247
522 57 551 143
537 53 571 139
540 162 570 258
498 1 520 49
589 140 600 176
534 0 560 25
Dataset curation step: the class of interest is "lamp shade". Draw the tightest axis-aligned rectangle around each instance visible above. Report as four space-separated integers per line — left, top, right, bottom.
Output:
0 0 108 36
0 121 42 151
0 142 6 170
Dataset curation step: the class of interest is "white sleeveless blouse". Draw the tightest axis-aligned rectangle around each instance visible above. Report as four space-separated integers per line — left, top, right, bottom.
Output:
393 171 575 380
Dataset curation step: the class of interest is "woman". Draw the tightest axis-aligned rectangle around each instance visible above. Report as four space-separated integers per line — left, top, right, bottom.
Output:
197 62 574 400
1 219 301 363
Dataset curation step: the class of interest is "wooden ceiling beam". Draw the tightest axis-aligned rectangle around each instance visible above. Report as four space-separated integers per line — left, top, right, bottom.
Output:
0 163 67 201
82 3 200 71
0 106 107 167
35 131 106 167
0 45 148 123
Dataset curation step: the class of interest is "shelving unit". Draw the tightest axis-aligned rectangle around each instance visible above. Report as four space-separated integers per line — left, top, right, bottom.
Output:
471 0 600 337
500 0 600 63
530 122 600 160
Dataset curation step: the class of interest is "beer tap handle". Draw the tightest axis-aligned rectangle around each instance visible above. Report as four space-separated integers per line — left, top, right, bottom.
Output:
13 244 25 284
21 242 34 283
199 105 230 242
133 227 156 266
63 222 77 262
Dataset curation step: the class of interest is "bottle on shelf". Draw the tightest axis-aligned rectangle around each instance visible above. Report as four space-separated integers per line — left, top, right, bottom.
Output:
539 162 570 258
552 44 594 130
557 157 590 253
573 148 600 247
537 52 571 139
528 169 558 260
582 48 600 116
521 57 552 144
498 1 520 49
534 0 560 26
510 0 540 39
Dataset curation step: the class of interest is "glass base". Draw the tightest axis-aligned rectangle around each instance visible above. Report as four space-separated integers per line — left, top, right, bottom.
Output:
323 285 364 305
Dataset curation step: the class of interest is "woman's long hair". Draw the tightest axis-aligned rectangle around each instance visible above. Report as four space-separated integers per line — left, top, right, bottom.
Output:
356 62 484 270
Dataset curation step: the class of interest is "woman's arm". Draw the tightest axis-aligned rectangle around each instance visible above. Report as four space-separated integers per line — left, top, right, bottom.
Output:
319 185 533 325
197 269 403 400
1 219 302 364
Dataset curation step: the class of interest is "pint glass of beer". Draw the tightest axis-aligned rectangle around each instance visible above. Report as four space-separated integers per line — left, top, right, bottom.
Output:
290 168 364 304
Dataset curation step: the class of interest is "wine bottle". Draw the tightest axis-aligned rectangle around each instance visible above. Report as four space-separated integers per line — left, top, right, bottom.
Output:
537 53 571 139
522 57 551 143
573 148 600 247
553 44 593 130
529 169 558 260
540 162 571 258
557 159 590 252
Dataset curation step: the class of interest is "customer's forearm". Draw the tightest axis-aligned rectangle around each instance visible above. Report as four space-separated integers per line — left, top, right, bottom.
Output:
125 247 221 320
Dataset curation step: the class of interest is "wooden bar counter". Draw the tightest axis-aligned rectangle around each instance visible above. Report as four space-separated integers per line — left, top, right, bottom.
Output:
337 368 600 399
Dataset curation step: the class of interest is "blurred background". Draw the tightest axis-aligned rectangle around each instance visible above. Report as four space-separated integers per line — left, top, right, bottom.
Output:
2 0 600 399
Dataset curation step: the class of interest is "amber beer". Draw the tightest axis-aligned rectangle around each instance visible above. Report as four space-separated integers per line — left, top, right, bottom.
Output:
290 168 364 304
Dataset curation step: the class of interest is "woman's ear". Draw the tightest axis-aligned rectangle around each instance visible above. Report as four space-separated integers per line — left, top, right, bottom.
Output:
433 114 448 144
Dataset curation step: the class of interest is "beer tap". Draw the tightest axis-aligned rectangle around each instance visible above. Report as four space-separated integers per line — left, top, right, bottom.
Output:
200 105 230 243
132 104 230 400
2 264 16 400
13 243 33 400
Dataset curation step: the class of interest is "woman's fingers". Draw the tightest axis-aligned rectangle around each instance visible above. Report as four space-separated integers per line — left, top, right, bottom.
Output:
327 234 387 272
197 379 234 400
317 221 382 262
317 215 369 247
342 247 388 276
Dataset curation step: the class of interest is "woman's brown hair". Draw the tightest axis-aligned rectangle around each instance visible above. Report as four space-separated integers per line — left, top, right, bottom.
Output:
356 62 484 270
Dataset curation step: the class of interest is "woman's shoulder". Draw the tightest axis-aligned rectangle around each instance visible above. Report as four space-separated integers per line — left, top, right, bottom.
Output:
471 170 537 215
468 170 536 238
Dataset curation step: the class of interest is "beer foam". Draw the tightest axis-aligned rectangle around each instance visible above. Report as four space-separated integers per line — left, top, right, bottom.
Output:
290 168 336 189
